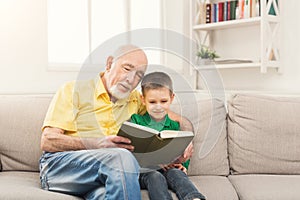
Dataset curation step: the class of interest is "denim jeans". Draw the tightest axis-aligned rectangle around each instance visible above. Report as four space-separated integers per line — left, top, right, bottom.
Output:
140 168 206 200
39 148 141 200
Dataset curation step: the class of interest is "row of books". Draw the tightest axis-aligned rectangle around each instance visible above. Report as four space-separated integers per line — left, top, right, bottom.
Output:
198 0 260 24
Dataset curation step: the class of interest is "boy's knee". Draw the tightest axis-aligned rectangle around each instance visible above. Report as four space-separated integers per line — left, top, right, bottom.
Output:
166 168 186 178
141 171 168 187
147 171 166 183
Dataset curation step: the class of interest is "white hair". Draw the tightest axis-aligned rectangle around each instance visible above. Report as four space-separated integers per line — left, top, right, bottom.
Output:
112 44 143 61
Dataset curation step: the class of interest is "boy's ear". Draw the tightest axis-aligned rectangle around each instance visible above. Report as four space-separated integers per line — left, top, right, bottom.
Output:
106 56 113 71
170 93 175 103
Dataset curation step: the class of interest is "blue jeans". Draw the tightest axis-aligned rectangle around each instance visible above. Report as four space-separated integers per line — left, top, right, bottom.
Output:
139 168 206 200
39 148 141 200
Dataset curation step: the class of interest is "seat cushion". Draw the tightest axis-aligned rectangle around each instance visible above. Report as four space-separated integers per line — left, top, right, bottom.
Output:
229 174 300 200
0 95 52 171
228 94 300 174
141 175 238 200
189 175 239 200
0 171 82 200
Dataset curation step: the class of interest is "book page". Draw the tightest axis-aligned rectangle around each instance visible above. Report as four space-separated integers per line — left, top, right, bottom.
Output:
160 130 194 139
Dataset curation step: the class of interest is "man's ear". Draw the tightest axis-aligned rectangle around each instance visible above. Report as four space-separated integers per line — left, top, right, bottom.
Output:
141 94 146 105
106 56 113 71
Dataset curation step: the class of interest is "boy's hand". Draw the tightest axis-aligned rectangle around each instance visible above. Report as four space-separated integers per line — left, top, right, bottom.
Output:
161 163 187 174
174 142 194 163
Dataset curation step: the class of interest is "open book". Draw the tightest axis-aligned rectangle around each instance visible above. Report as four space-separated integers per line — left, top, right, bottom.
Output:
117 121 194 167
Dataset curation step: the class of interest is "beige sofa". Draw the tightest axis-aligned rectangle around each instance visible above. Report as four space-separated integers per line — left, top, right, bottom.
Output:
0 93 300 200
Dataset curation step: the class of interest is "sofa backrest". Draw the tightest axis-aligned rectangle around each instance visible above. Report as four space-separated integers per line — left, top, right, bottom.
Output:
228 94 300 175
171 95 229 176
0 93 230 175
0 95 52 172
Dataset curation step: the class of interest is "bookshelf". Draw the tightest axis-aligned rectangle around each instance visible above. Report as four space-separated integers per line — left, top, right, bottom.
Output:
193 17 261 30
190 0 281 73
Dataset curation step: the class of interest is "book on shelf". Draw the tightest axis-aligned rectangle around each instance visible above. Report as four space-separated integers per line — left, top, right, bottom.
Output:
196 0 275 25
117 121 194 167
227 1 231 21
230 0 238 20
198 2 206 24
206 3 212 23
268 0 278 16
218 2 224 22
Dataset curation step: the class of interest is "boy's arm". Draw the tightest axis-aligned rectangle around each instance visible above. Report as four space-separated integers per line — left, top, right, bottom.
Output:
168 110 194 162
167 110 194 132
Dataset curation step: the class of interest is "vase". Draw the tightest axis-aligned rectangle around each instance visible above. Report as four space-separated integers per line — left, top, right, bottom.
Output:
196 58 214 66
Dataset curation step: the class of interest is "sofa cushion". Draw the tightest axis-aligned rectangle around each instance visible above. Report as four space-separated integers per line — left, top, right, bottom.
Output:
229 174 300 200
0 95 52 171
189 175 239 200
228 94 300 174
171 94 229 176
141 189 178 199
0 171 82 199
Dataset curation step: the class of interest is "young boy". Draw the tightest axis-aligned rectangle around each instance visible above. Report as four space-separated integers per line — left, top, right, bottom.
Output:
131 72 206 200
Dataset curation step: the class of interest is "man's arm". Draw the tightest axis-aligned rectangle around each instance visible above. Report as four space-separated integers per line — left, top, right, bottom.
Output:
41 127 85 152
41 127 134 152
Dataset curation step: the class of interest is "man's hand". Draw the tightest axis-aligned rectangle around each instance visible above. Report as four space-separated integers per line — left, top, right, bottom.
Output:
89 135 134 151
174 142 194 163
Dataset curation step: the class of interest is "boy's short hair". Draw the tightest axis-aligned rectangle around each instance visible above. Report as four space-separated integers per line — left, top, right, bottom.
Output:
141 72 173 95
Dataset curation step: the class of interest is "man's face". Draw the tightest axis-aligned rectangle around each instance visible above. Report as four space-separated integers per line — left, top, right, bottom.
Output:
106 50 147 100
142 87 174 122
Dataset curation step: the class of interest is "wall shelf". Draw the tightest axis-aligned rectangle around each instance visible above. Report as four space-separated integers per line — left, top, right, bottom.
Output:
193 17 261 31
190 0 282 73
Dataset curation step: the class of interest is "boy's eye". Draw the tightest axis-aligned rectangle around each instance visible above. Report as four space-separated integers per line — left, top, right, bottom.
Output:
161 100 168 103
149 101 156 104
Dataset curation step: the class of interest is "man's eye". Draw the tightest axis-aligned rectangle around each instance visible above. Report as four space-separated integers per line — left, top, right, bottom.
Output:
123 66 130 71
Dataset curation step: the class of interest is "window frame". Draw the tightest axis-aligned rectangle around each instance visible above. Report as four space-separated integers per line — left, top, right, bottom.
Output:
47 0 164 72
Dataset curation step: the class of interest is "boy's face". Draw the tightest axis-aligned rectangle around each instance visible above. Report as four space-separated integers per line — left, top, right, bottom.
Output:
142 87 174 122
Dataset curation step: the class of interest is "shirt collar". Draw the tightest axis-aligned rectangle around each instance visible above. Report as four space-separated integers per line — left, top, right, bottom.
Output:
95 72 107 98
144 112 172 128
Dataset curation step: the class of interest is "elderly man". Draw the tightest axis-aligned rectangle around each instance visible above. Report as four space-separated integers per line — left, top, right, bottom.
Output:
39 45 192 200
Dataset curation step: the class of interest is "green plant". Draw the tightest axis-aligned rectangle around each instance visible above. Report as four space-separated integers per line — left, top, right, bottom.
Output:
196 45 219 60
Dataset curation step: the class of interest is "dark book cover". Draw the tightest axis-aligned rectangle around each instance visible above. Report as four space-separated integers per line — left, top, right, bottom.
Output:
218 2 224 22
206 3 212 23
117 121 194 167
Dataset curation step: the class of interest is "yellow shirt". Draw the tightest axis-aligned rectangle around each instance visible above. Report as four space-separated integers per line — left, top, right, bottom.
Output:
43 74 146 137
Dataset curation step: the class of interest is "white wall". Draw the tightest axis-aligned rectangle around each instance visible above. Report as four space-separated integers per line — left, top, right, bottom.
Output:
0 0 299 94
217 0 300 94
0 0 78 94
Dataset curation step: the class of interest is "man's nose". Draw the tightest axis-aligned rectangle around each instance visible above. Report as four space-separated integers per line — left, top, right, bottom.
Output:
126 71 136 83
